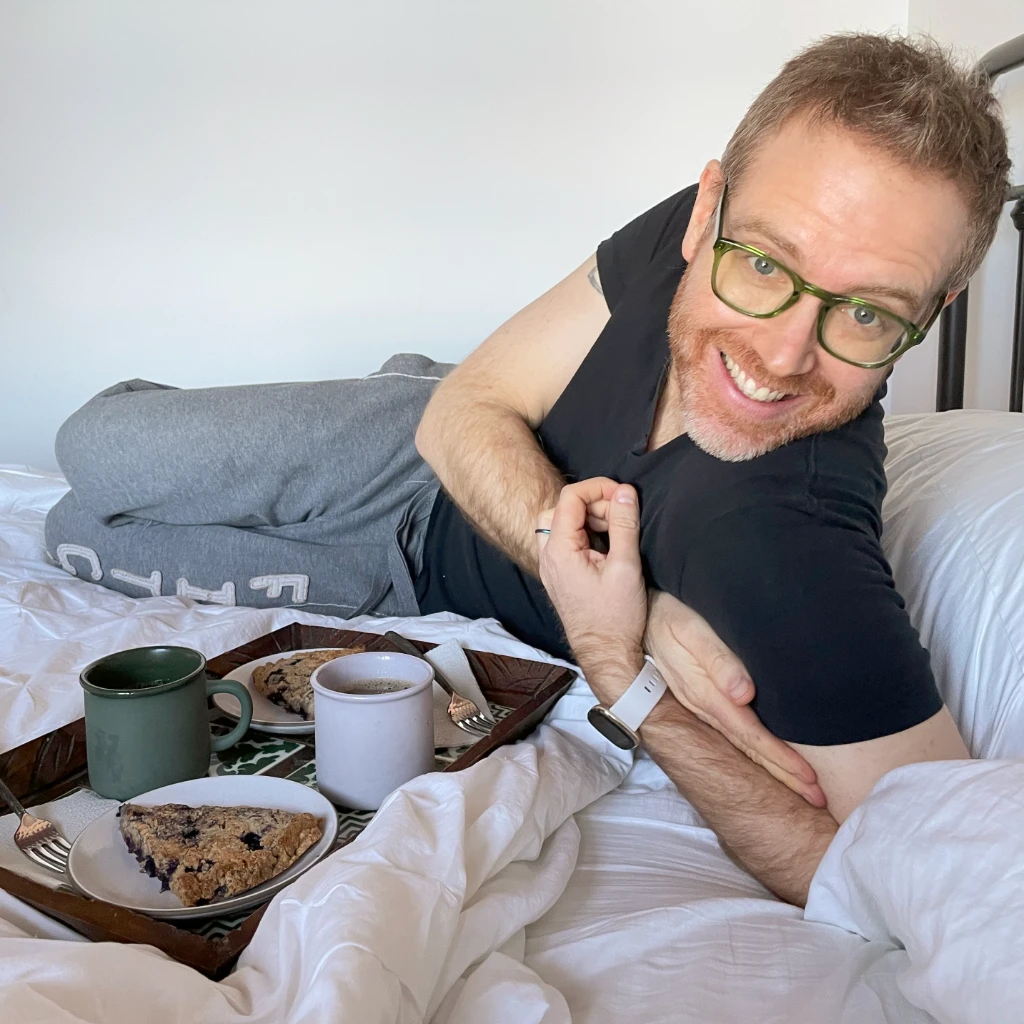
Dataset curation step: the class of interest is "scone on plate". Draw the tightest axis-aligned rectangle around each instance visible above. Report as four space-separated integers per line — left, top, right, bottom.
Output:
118 803 324 907
250 648 363 719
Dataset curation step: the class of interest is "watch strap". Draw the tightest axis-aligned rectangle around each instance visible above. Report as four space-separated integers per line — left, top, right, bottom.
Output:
606 656 667 732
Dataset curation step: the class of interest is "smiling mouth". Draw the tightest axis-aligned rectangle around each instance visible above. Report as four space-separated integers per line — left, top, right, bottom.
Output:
719 351 792 403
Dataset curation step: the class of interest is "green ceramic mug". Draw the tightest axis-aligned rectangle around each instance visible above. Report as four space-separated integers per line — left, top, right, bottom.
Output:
80 645 253 800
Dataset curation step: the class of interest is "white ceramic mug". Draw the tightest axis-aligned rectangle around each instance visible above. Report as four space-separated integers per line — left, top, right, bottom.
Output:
310 651 435 810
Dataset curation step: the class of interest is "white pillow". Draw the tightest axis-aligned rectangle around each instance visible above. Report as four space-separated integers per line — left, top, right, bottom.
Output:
882 410 1024 758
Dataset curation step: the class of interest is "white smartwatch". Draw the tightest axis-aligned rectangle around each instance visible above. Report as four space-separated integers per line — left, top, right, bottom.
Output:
587 656 668 750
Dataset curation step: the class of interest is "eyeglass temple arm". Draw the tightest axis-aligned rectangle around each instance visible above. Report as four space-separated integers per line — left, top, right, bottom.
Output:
713 182 728 240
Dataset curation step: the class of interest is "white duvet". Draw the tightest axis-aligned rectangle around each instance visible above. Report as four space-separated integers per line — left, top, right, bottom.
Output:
2 410 1024 1023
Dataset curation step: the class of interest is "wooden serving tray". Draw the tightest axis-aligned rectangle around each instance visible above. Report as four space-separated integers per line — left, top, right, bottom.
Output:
0 623 574 978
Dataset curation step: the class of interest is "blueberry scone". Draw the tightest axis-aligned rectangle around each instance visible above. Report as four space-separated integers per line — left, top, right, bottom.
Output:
250 648 364 719
119 803 324 907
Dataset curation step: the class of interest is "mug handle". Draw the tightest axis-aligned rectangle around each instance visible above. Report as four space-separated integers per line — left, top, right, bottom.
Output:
206 679 254 751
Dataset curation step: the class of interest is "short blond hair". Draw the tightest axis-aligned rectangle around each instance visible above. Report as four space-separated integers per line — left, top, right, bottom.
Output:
721 33 1011 291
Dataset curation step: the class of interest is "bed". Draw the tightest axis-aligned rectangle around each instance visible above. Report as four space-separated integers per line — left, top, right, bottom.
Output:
4 37 1024 1024
2 409 1023 1024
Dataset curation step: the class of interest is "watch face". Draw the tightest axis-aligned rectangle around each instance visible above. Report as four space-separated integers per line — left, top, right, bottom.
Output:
587 706 638 750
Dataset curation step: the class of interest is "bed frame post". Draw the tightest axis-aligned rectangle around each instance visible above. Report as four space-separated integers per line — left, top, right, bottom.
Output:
1010 197 1024 413
933 34 1024 414
936 289 969 411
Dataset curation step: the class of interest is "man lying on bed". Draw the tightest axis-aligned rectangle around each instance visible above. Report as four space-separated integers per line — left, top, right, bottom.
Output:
46 34 1006 905
415 35 1005 896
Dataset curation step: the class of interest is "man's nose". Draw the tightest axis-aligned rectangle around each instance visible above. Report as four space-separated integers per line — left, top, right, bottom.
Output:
755 298 821 378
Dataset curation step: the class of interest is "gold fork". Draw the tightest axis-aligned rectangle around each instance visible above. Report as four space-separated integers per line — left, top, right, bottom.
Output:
0 773 71 875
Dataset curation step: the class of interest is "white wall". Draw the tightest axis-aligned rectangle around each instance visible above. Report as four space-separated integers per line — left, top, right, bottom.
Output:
888 2 1024 414
0 1 907 469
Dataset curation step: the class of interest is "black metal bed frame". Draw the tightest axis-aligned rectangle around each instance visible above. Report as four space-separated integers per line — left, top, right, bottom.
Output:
936 33 1024 413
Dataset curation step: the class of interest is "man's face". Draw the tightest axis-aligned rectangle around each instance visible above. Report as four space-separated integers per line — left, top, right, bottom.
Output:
668 118 968 461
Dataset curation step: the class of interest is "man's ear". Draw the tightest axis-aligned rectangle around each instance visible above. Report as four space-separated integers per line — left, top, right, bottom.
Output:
681 160 725 264
941 287 963 309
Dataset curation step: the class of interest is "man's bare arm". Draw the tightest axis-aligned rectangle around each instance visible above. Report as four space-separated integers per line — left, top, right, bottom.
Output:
418 397 563 574
415 254 610 574
635 664 966 900
536 485 837 906
538 487 967 905
638 694 837 906
569 639 835 906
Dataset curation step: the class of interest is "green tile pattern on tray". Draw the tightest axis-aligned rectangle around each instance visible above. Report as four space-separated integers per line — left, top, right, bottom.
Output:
284 760 317 787
209 734 305 777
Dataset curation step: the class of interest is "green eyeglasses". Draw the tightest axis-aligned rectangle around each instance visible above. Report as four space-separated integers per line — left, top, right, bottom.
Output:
710 186 942 369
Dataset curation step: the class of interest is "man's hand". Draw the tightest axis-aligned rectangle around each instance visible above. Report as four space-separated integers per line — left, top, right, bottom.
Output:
535 479 647 693
646 593 825 808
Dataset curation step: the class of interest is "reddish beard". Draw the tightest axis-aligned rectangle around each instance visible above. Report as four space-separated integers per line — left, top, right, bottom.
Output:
665 277 878 462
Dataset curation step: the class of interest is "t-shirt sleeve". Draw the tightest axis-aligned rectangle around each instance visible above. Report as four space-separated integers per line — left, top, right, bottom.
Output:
596 184 698 312
673 503 942 746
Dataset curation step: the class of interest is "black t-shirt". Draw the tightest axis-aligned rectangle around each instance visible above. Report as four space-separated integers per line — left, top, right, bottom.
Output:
416 185 941 745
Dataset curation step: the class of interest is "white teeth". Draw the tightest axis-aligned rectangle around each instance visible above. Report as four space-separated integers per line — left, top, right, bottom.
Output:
719 350 789 403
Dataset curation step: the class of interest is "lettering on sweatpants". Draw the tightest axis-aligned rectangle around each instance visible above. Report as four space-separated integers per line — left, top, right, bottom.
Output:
55 543 103 581
175 578 237 606
248 573 309 604
110 568 163 597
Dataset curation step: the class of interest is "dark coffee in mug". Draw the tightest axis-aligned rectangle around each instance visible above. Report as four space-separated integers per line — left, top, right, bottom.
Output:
334 678 413 695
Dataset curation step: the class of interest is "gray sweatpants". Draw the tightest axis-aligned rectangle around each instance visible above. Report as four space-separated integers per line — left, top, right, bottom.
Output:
44 354 454 618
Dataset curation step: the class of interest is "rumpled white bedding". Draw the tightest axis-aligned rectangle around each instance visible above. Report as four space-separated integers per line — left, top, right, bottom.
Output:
2 412 1023 1023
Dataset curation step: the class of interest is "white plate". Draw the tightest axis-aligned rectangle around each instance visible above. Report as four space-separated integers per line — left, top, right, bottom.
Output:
67 775 338 920
212 648 354 735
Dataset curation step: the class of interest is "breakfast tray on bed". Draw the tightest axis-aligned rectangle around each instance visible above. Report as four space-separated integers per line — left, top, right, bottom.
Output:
0 623 574 978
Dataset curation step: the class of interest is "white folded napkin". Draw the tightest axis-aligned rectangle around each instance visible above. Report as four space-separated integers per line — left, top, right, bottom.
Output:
426 639 496 749
0 788 118 889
